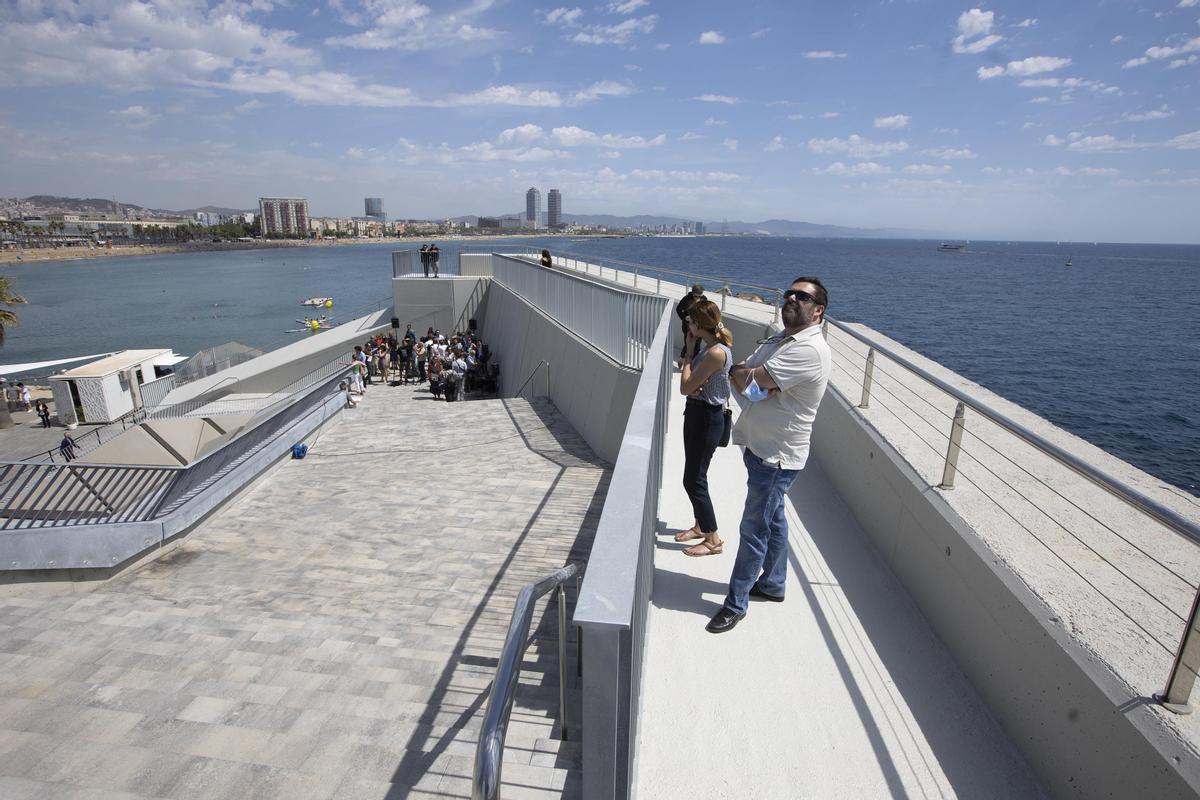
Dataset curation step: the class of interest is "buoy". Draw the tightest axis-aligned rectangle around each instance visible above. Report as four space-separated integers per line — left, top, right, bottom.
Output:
324 299 333 310
309 319 320 331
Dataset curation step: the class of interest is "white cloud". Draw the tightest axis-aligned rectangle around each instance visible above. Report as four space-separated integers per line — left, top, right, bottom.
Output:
1111 35 1124 44
981 166 1003 175
764 135 785 152
624 63 642 71
803 50 847 59
326 1 500 51
1168 130 1200 149
1080 167 1120 175
550 126 665 148
704 117 727 126
874 114 911 130
113 104 158 128
978 56 1072 80
751 28 771 39
570 14 657 44
498 124 545 144
902 163 952 175
815 161 891 176
236 98 265 113
1122 104 1174 122
1030 96 1050 104
599 150 621 158
1052 166 1072 176
1123 36 1200 68
678 132 705 141
787 113 805 120
1043 134 1064 145
543 7 584 26
1169 54 1199 68
722 138 738 151
1066 134 1141 152
698 31 725 45
571 80 636 103
807 134 909 158
952 9 1003 54
693 94 739 104
607 0 649 13
1179 0 1199 7
821 111 841 119
1016 18 1038 27
923 146 978 159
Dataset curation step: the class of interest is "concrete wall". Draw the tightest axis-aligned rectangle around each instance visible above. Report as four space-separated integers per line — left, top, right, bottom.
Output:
480 282 637 464
392 276 487 336
808 387 1200 799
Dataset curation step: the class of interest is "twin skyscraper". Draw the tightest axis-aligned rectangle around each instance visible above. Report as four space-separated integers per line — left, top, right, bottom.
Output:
525 187 562 229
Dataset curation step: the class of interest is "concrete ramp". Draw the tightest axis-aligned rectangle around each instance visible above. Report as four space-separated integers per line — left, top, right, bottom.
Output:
634 388 1048 799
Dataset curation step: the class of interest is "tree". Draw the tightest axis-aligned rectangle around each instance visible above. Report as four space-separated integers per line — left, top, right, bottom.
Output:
0 275 28 430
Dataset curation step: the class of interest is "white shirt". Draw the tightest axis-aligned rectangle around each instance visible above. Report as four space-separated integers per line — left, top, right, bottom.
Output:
731 324 831 470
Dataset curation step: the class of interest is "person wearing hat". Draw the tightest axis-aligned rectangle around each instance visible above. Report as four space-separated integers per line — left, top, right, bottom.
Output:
675 283 705 360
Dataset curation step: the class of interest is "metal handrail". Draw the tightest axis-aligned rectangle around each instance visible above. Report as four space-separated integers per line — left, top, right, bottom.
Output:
514 360 549 399
824 316 1200 713
472 562 581 800
538 248 780 295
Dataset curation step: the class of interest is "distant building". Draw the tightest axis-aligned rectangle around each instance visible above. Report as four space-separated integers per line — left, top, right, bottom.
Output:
501 216 524 230
547 189 562 229
695 221 705 234
364 197 385 221
258 197 309 237
478 217 501 229
525 187 541 229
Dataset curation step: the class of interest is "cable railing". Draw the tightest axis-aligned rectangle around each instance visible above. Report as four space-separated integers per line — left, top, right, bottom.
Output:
490 253 667 369
820 317 1200 714
472 562 581 800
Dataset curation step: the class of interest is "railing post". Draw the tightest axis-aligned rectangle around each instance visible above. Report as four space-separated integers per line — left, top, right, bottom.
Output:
939 402 967 489
546 362 551 398
558 584 570 740
720 287 728 310
859 348 875 409
633 268 638 288
656 277 661 294
1157 586 1200 714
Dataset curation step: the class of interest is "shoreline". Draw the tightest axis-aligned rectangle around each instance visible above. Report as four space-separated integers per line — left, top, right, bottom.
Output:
0 233 645 267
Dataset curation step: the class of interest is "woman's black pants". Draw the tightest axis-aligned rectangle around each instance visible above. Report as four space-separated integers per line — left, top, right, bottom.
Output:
682 398 724 534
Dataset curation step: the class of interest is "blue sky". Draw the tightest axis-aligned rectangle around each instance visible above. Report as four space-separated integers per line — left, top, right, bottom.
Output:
0 0 1197 242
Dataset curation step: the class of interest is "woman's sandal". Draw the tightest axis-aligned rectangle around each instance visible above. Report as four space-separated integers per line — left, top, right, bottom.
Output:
674 527 704 543
683 539 724 557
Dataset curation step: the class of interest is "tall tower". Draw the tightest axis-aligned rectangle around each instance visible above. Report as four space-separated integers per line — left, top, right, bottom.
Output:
547 189 562 229
364 197 385 221
525 187 541 229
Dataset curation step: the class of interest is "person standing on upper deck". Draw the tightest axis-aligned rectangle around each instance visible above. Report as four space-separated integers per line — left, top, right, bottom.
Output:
429 244 440 277
420 244 430 278
706 277 831 634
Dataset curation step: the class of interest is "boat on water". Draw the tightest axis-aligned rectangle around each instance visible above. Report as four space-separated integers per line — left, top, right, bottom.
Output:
1066 256 1073 267
938 241 967 251
0 247 1197 800
301 296 333 306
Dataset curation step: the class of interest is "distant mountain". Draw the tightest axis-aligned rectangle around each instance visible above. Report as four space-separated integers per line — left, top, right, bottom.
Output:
455 211 933 239
19 196 251 218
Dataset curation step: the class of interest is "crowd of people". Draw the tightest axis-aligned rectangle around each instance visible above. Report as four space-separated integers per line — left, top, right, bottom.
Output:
344 323 497 406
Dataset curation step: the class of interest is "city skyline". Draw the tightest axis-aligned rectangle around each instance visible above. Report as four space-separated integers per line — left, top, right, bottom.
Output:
1 2 1198 243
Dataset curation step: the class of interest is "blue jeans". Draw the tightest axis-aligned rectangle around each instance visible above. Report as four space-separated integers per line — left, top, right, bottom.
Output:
723 449 801 615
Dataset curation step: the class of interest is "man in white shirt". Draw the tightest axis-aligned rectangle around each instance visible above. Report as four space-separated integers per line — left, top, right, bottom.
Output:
707 277 832 633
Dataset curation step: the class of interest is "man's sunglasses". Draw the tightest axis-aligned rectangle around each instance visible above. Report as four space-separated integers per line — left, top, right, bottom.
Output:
784 289 819 304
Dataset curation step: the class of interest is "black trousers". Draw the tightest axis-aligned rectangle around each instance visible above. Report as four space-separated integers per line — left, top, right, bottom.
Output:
682 398 724 533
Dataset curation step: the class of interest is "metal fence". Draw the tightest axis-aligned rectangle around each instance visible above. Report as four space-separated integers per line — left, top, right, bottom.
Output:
392 247 452 277
490 254 667 369
138 373 176 409
171 341 264 386
820 318 1200 715
574 305 673 800
0 361 349 531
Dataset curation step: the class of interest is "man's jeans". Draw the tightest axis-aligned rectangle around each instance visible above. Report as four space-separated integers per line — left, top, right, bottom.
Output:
723 449 801 615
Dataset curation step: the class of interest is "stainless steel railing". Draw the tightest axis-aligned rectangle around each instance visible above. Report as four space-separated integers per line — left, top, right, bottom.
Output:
490 253 668 369
515 360 550 400
472 562 582 800
822 317 1200 713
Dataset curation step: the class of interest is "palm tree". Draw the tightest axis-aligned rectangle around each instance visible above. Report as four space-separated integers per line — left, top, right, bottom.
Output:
0 275 28 429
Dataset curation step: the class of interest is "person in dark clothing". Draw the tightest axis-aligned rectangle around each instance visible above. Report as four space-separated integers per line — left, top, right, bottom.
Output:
420 244 430 277
59 431 77 462
429 244 440 277
36 400 52 428
675 283 706 359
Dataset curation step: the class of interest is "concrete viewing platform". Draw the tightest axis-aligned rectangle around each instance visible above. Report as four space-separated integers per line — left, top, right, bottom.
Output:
635 386 1049 799
0 384 609 799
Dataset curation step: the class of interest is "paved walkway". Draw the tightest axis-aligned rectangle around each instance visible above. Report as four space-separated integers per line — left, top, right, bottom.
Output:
634 387 1048 799
0 384 609 799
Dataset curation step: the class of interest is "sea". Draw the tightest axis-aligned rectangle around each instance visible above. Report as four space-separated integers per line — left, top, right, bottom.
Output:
2 237 1197 497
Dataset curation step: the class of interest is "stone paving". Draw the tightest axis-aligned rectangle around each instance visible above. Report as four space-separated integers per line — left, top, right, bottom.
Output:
0 383 610 799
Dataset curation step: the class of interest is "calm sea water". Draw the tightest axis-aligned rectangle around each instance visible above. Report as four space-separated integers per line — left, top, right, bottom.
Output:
2 237 1197 496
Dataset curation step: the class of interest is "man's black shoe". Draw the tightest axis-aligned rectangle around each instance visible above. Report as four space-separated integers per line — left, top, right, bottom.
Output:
706 608 745 634
749 584 785 603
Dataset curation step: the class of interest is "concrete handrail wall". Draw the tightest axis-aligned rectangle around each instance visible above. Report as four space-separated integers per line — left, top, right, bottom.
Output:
573 305 673 800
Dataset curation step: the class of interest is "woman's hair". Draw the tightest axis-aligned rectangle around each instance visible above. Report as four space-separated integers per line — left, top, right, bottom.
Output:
688 299 733 347
541 249 551 258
